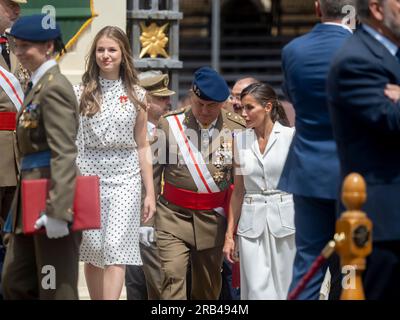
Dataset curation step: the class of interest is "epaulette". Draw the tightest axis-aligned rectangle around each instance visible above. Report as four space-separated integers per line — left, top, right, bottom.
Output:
226 111 246 127
35 73 54 93
163 107 186 118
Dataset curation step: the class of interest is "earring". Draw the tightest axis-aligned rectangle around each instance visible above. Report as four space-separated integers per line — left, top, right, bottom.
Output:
46 51 51 56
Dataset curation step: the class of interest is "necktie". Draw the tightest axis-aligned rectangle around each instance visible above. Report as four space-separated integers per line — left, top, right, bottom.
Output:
25 81 33 97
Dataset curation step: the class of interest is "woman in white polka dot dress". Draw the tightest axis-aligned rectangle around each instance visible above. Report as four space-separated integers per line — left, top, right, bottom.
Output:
74 26 156 300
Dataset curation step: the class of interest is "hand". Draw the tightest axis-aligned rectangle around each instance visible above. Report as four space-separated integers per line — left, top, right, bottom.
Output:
384 84 400 103
139 226 155 247
34 214 70 239
142 195 156 224
223 234 238 264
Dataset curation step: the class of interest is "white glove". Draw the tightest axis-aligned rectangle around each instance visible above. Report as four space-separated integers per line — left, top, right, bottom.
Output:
34 214 70 239
139 226 154 247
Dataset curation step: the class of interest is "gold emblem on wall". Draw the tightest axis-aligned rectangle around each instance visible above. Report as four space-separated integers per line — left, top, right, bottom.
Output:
139 22 169 58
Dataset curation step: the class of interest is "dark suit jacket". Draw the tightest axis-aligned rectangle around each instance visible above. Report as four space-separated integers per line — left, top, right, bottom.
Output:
280 23 352 199
328 26 400 241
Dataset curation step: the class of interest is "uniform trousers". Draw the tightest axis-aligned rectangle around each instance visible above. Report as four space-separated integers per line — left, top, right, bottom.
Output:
156 229 224 300
2 232 81 300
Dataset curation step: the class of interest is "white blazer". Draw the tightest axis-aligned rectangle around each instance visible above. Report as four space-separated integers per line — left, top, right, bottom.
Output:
235 121 295 239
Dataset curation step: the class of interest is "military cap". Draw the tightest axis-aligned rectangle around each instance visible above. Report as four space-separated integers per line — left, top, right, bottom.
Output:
192 66 230 102
8 14 62 42
139 72 175 97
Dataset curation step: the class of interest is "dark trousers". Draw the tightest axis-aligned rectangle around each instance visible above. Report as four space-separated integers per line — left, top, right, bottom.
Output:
125 264 147 300
332 241 400 299
0 237 5 300
0 186 16 300
2 232 81 300
289 195 340 300
358 241 400 299
125 242 163 300
0 186 15 235
219 259 240 300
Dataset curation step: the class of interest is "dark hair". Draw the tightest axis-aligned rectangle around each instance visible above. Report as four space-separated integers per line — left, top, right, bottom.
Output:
319 0 356 20
53 37 66 56
240 82 290 127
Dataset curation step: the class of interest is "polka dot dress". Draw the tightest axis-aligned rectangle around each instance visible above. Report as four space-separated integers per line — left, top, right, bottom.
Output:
74 77 145 268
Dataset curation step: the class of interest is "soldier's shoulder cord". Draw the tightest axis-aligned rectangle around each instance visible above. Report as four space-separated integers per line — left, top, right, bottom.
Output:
225 110 246 127
163 106 186 118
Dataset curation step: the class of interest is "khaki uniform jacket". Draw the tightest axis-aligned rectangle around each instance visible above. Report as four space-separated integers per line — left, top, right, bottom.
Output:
0 52 25 187
153 107 245 250
11 65 79 233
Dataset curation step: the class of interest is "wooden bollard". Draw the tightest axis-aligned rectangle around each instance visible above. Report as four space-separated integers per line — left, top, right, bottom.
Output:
335 173 372 300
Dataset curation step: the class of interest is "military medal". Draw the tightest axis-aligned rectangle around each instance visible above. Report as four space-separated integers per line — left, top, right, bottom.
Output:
19 104 39 129
213 140 233 167
212 137 234 188
213 170 224 183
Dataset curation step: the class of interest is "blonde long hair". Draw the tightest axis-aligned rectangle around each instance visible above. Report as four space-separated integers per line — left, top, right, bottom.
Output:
79 26 146 116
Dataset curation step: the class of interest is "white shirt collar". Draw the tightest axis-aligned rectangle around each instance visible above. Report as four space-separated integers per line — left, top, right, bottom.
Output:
30 59 57 87
362 24 399 57
323 22 353 34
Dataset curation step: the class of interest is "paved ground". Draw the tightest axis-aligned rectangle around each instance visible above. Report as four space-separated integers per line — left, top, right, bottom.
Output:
78 262 127 300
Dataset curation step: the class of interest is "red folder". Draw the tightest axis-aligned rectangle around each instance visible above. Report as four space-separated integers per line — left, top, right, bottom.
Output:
232 261 240 289
22 176 101 235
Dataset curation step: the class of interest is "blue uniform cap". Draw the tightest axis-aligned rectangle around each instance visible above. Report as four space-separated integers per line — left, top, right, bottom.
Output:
192 67 230 102
8 14 62 42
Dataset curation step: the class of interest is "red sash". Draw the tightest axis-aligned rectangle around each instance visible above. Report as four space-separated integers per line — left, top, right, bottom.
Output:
163 182 241 287
163 182 228 211
0 112 16 130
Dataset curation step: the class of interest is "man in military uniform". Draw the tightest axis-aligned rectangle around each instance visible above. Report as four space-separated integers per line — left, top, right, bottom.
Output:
125 71 174 300
0 0 27 298
0 0 27 236
153 67 245 300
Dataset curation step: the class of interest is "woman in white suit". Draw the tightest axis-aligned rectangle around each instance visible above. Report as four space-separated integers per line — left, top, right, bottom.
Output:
223 83 296 300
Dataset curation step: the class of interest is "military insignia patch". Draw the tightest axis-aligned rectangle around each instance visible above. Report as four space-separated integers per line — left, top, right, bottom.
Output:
193 84 201 97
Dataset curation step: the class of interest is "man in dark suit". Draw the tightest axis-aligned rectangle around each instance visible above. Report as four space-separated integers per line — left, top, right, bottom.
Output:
280 0 354 299
328 0 400 299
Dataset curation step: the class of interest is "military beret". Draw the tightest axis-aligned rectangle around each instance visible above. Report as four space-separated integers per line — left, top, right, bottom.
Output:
139 73 175 97
8 14 62 42
192 66 230 102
